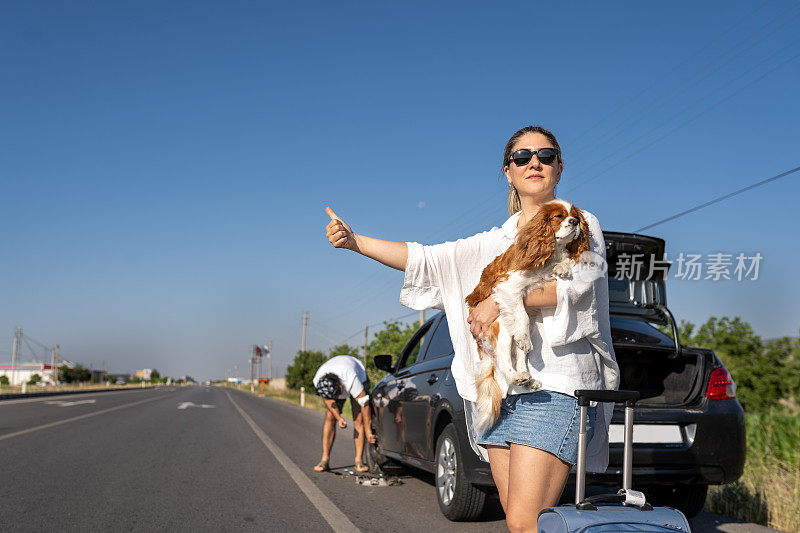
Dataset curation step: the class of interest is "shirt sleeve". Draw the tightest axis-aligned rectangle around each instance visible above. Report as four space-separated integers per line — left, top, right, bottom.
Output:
544 211 607 348
399 233 486 311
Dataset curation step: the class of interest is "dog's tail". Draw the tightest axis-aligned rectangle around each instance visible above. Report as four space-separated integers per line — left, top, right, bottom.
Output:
474 356 504 433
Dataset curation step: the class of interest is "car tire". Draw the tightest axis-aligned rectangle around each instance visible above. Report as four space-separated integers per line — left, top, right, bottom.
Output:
651 484 708 518
435 423 486 521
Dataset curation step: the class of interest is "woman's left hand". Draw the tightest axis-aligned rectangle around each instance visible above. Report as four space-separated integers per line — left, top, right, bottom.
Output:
467 297 500 337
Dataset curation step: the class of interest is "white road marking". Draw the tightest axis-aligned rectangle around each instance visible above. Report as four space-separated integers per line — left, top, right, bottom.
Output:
0 388 157 406
44 399 97 407
0 394 167 442
225 390 360 533
177 402 215 410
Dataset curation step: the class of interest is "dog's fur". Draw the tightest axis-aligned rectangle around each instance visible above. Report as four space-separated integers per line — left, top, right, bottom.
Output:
465 200 591 432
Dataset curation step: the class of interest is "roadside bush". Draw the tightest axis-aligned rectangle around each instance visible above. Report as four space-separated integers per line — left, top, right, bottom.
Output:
285 350 327 391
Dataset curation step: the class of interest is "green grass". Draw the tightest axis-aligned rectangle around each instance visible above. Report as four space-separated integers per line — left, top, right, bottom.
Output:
706 406 800 532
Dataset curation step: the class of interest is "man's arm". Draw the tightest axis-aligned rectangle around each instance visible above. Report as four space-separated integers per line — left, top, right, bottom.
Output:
323 398 347 429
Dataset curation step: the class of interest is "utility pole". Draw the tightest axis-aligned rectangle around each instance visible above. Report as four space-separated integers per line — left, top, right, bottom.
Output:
301 312 308 352
51 345 59 385
363 326 369 368
420 308 426 325
256 346 261 384
234 364 238 383
11 326 21 386
249 345 255 385
268 341 273 381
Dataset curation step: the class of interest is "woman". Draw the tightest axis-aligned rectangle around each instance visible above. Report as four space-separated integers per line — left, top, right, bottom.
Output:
325 125 619 532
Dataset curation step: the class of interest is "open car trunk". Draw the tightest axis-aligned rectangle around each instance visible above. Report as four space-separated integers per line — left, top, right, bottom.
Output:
603 231 706 406
610 318 706 406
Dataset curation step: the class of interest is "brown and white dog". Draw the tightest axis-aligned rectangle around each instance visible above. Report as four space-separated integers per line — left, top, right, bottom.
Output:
465 200 592 431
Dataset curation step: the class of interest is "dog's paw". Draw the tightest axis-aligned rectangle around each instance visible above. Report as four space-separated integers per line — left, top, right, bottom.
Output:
526 378 542 391
511 371 532 387
514 333 533 353
553 263 572 278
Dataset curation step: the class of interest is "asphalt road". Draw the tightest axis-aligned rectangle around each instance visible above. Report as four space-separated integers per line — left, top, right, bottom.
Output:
0 386 782 532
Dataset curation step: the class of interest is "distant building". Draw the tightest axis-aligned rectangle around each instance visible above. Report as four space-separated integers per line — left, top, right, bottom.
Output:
0 362 58 386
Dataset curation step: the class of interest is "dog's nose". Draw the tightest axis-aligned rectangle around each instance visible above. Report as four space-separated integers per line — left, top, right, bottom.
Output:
569 217 578 226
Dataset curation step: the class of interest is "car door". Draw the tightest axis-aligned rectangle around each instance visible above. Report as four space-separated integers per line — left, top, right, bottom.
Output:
375 317 436 455
400 313 456 461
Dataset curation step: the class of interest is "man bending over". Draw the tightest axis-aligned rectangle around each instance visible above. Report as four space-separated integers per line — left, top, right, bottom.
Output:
312 355 376 473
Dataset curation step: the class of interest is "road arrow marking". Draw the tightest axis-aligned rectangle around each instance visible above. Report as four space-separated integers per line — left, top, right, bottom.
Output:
177 402 215 410
44 399 97 407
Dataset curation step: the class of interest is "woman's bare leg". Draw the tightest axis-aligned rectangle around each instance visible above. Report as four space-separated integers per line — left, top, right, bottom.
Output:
487 445 511 512
504 443 571 533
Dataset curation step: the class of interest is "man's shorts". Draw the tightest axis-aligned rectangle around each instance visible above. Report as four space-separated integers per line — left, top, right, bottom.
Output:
333 378 371 415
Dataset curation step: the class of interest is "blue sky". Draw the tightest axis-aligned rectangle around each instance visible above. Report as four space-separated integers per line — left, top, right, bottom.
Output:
1 1 798 380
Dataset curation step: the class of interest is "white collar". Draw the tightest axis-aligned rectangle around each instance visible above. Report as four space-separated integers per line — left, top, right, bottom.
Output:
500 211 522 240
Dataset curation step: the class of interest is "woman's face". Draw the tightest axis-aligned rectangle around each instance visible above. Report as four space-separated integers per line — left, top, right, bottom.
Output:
504 132 563 200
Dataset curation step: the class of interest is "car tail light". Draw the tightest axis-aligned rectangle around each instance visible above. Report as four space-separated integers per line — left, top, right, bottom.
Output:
706 367 737 400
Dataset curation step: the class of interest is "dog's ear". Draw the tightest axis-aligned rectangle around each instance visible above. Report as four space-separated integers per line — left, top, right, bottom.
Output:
514 207 555 270
567 207 592 261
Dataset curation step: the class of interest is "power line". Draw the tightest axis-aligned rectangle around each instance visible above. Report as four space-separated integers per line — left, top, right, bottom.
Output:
333 310 419 348
634 165 800 232
570 7 800 163
562 48 800 195
564 0 777 147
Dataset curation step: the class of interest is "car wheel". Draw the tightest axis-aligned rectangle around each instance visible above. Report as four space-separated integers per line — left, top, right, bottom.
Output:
651 484 708 518
435 423 486 521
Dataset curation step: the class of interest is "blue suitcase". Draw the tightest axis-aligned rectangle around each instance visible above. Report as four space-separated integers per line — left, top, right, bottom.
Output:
537 390 692 532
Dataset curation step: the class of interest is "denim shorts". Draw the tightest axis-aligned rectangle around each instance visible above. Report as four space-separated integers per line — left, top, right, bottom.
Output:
477 390 597 466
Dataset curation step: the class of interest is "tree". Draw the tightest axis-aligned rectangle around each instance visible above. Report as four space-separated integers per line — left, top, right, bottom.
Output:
285 350 327 391
59 364 91 383
27 374 41 385
328 344 360 358
151 369 161 382
661 316 800 412
0 375 9 385
366 320 420 383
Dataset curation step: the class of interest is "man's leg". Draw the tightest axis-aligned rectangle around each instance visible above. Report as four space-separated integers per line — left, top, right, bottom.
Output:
315 410 337 471
351 401 367 471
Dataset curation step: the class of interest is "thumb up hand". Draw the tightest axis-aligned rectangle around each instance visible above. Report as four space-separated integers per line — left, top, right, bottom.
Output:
325 207 358 251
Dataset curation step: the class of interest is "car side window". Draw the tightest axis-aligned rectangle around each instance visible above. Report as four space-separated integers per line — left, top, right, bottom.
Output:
422 315 454 361
397 318 436 371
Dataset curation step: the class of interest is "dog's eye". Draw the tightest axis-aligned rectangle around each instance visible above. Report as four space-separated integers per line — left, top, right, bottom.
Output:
553 214 565 219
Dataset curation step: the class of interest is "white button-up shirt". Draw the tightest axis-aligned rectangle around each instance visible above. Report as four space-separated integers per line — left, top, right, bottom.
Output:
399 206 620 473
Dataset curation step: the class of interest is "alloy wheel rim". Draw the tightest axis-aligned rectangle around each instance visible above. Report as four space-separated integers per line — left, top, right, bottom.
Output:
436 437 457 506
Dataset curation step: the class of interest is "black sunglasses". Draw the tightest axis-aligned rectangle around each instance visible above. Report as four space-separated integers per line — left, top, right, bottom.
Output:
508 147 560 166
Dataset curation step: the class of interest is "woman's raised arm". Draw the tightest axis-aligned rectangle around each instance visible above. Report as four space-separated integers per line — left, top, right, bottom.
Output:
325 206 408 271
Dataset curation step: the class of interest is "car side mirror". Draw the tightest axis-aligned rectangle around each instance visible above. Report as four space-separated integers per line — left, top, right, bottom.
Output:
373 354 394 373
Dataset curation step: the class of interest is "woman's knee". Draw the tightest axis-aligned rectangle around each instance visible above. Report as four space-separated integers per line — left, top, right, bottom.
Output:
505 508 541 533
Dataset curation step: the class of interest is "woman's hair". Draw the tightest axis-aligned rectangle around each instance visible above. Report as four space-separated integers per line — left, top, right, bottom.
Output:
502 125 563 215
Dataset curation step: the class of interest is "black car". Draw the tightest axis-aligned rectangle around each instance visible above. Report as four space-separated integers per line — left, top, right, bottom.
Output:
367 231 745 521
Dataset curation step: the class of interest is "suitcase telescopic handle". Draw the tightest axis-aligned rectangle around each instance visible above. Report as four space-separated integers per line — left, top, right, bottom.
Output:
572 389 640 507
574 389 639 407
